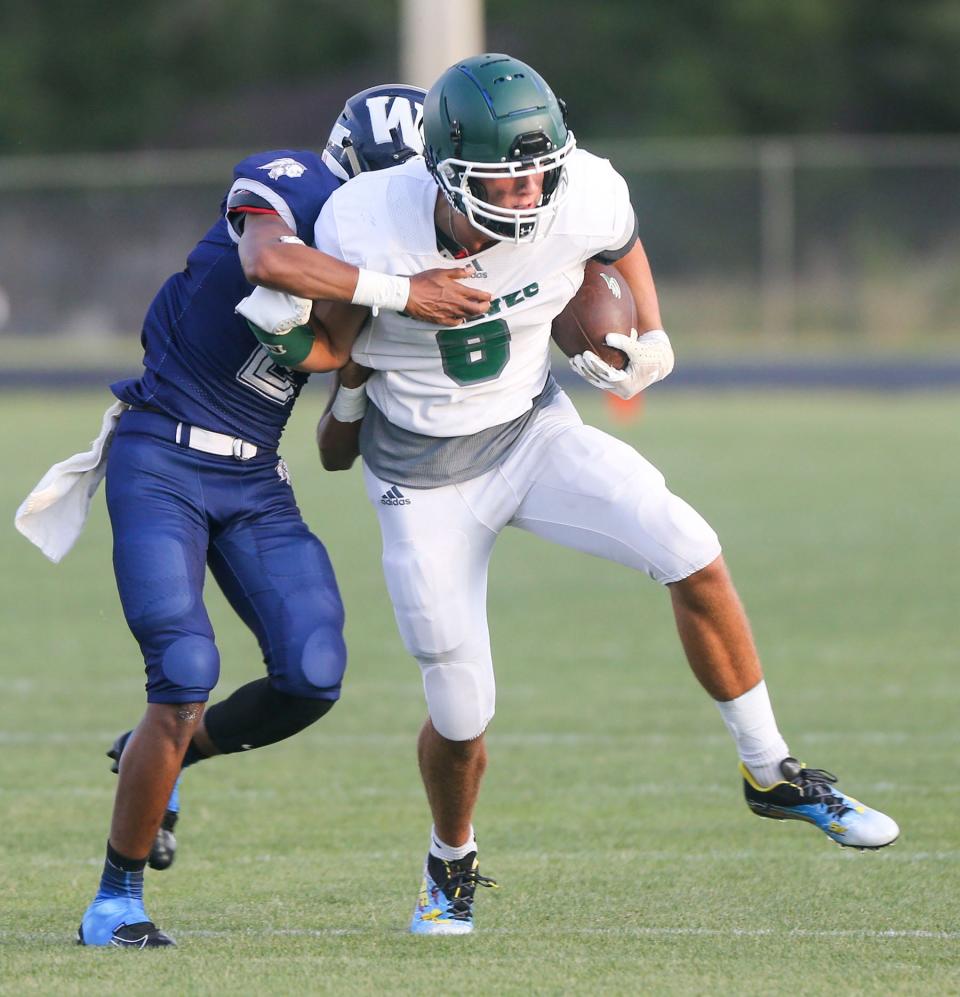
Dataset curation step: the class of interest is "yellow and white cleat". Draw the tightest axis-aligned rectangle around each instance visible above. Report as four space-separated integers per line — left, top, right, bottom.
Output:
742 757 899 849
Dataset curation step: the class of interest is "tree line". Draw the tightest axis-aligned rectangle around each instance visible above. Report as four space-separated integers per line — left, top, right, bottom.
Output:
2 0 957 154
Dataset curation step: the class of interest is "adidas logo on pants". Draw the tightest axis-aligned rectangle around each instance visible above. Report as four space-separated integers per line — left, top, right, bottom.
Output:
380 485 411 506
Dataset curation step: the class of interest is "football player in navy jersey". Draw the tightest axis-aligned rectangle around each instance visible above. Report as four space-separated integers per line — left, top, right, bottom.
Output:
78 85 492 948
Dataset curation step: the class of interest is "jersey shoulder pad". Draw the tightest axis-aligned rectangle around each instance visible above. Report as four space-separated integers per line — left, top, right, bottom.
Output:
224 150 340 245
559 149 636 259
233 149 325 182
315 160 435 267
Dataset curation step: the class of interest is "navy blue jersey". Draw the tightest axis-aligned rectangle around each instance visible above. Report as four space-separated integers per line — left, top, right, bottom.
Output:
112 150 340 450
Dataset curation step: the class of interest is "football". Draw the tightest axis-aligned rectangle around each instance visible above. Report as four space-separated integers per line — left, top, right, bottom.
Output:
551 261 637 370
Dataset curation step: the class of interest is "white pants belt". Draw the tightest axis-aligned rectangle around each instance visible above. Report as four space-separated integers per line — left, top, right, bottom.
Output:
175 422 259 460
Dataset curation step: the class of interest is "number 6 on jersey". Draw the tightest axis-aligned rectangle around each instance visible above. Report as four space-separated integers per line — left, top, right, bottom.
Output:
436 319 511 385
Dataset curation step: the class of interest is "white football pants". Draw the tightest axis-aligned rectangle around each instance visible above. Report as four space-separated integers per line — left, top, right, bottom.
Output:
363 390 721 741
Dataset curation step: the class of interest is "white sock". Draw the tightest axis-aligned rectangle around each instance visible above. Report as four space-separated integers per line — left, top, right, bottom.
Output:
715 680 790 787
429 826 477 862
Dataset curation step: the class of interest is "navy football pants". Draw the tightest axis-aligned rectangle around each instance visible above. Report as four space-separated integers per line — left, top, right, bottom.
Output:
106 410 346 704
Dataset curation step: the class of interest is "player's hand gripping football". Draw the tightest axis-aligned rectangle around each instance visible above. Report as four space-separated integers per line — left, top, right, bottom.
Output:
406 267 492 326
570 328 675 400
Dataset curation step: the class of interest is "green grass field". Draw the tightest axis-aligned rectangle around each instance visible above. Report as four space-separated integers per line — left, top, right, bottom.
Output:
1 388 958 995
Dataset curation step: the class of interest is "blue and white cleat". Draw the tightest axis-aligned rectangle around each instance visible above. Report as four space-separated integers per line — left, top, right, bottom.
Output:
410 851 498 935
77 896 175 948
741 757 899 849
107 732 180 870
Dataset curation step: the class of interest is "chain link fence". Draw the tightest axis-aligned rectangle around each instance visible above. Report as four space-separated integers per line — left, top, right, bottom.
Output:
1 137 958 354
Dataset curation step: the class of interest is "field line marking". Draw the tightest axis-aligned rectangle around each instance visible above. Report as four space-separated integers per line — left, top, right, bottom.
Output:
13 849 960 871
3 730 959 746
3 926 959 944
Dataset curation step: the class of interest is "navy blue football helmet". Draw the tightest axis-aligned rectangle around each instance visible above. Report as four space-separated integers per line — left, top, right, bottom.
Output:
323 84 426 181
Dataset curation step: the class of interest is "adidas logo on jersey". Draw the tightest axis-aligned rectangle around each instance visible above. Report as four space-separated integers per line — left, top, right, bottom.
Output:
380 485 411 506
467 260 488 279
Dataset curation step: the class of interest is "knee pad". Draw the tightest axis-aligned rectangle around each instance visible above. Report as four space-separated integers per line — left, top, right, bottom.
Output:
268 620 346 699
266 572 346 697
654 492 722 585
421 658 495 742
158 635 220 697
297 623 347 697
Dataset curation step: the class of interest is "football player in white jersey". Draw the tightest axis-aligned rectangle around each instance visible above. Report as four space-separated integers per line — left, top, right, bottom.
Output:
275 54 899 935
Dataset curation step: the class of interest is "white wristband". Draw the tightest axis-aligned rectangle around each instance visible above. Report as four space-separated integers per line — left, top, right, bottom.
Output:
351 269 410 313
330 383 367 423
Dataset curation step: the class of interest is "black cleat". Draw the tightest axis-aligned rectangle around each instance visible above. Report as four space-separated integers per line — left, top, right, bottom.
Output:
106 731 132 775
110 921 176 948
149 810 178 870
76 920 176 948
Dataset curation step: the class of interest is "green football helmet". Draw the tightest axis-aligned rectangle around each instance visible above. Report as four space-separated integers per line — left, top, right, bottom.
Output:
423 54 576 244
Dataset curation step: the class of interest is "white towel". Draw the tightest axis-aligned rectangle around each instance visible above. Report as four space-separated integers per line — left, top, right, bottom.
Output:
14 399 129 563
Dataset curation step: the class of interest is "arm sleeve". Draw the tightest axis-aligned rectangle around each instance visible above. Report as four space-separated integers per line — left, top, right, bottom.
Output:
244 319 314 368
225 188 280 239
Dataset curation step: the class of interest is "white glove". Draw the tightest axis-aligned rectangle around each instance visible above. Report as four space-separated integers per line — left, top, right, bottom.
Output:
569 328 674 400
236 284 311 335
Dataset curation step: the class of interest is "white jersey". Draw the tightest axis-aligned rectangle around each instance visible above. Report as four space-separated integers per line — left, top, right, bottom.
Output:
313 150 635 437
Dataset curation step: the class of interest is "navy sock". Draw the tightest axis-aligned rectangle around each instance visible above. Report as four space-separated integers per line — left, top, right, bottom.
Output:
97 843 146 901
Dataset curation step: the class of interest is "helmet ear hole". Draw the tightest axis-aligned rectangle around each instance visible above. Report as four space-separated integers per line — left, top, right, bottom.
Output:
449 119 463 157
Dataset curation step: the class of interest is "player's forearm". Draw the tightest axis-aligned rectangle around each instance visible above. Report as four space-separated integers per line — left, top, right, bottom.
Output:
316 369 367 469
316 411 362 470
245 240 413 317
238 213 363 303
293 336 346 373
292 302 369 373
244 239 362 303
291 317 351 373
613 241 663 332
